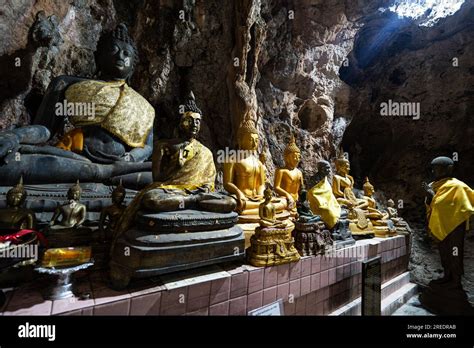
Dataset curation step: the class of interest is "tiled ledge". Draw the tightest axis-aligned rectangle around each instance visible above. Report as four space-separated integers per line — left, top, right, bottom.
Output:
0 235 410 316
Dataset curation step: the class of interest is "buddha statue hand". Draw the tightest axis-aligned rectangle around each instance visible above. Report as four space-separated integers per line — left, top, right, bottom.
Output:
286 195 295 210
0 132 19 163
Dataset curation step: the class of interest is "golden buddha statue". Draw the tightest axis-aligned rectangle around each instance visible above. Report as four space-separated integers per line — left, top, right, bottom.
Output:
386 199 411 235
99 181 127 241
274 134 304 214
247 186 299 267
360 177 397 237
223 115 287 217
259 186 289 229
331 152 375 238
0 177 36 231
49 180 87 230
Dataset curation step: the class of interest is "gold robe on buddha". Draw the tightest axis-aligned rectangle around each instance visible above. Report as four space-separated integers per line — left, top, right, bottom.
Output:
308 178 341 229
57 80 155 150
427 178 474 241
113 139 216 239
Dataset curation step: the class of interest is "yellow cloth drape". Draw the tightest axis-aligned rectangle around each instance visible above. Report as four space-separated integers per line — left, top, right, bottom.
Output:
64 80 155 148
56 128 84 152
308 177 341 229
427 177 474 241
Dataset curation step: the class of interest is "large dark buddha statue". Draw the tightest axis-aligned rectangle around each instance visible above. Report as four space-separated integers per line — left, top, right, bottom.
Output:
0 23 154 188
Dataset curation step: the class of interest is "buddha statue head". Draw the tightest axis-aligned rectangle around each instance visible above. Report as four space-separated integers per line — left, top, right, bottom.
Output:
237 114 259 152
430 156 454 181
317 160 331 178
112 180 126 205
284 134 301 170
178 91 202 140
299 189 308 203
6 176 27 208
387 198 395 208
67 180 82 201
335 151 350 176
95 23 138 81
263 185 273 202
363 177 375 197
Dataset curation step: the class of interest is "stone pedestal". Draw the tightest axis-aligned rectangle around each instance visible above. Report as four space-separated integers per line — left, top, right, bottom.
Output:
247 222 300 267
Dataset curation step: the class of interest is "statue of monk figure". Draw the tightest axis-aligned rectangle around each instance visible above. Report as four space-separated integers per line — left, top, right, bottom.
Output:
386 198 411 234
223 114 286 216
0 23 154 189
420 156 474 315
423 157 474 287
274 134 304 212
0 177 36 231
308 161 342 230
113 92 235 239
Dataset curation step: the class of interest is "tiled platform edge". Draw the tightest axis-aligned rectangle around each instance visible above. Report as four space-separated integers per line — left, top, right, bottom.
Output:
1 235 410 316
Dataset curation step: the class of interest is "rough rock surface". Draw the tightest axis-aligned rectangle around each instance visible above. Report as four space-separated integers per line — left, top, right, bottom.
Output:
0 0 472 304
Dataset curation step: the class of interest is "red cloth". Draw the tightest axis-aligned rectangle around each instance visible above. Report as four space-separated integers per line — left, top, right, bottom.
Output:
0 229 48 248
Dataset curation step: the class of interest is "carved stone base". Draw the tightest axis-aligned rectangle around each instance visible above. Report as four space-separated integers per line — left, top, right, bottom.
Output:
373 226 398 238
293 221 333 257
348 221 375 239
238 210 290 224
109 222 245 290
247 223 300 267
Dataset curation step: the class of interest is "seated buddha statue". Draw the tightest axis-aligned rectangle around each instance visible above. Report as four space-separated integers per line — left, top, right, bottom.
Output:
0 177 36 231
308 160 353 244
223 114 286 217
113 92 236 239
296 189 322 224
274 134 304 214
0 23 154 189
247 186 299 267
359 177 396 237
386 198 411 234
49 181 87 230
259 186 288 229
331 153 375 238
99 181 127 242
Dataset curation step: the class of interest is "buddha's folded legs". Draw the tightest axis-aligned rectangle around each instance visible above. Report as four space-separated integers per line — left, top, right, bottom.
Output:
142 190 237 213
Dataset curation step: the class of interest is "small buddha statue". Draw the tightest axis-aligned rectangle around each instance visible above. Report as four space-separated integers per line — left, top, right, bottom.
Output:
274 134 304 212
259 186 288 229
99 181 127 241
296 189 322 223
0 177 36 231
49 180 87 230
386 199 411 234
0 23 154 188
308 160 353 244
247 186 299 267
223 114 286 216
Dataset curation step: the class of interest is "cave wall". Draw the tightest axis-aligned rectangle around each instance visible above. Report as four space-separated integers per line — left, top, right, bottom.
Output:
0 0 472 304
